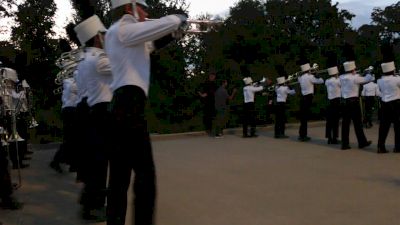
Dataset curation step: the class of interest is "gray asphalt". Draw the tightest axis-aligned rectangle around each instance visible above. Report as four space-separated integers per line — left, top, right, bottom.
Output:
1 121 400 225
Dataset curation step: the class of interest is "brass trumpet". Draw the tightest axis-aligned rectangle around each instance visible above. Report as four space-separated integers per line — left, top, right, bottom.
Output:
145 18 223 33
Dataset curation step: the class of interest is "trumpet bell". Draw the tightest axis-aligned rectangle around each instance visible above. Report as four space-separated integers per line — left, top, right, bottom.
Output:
8 132 24 142
29 117 39 129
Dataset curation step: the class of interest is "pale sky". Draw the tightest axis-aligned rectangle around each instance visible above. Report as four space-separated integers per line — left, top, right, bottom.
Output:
0 0 399 41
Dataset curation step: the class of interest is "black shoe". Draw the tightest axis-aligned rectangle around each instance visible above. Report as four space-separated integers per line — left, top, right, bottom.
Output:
359 141 372 149
394 148 400 153
0 197 23 210
377 146 389 154
298 136 311 142
331 139 340 144
81 206 106 222
243 134 250 138
249 134 258 138
341 145 351 150
49 161 63 173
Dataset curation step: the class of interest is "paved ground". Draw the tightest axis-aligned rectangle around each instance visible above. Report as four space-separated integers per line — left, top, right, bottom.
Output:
1 121 400 225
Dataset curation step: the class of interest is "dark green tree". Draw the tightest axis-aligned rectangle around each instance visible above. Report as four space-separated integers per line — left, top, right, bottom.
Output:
371 2 400 42
11 0 58 109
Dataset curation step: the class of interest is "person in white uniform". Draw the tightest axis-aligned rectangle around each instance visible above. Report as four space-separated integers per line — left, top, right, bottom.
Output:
242 77 264 137
297 62 324 141
340 61 373 150
324 66 341 144
274 76 295 138
377 61 400 153
74 15 110 220
104 0 187 224
50 77 78 173
361 80 380 128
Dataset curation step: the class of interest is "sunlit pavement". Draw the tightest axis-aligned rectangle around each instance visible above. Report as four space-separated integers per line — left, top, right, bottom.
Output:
1 121 400 225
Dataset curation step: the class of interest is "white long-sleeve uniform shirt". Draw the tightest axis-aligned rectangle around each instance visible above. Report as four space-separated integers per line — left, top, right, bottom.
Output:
105 14 181 95
243 85 264 103
276 86 295 103
361 81 380 97
377 75 400 102
62 78 78 108
74 68 88 105
325 77 341 100
298 73 324 96
339 73 374 99
79 47 113 107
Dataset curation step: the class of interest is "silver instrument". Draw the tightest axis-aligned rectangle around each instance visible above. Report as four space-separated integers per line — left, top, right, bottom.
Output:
145 18 223 34
54 48 83 94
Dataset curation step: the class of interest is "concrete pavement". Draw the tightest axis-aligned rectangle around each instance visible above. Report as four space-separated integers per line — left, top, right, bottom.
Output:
1 121 400 225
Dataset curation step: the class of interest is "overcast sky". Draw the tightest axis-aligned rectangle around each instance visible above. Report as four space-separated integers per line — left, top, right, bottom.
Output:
1 0 399 41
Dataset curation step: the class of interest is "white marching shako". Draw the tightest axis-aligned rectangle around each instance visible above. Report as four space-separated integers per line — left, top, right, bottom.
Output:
74 15 107 46
343 61 356 72
327 66 339 76
300 63 311 72
381 61 395 73
111 0 148 9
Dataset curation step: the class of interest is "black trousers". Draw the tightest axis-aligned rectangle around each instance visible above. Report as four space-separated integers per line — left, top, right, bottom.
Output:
107 86 156 225
378 100 400 150
341 97 368 147
243 102 256 136
0 145 13 201
325 98 341 140
75 98 90 182
363 96 375 125
203 102 215 133
52 107 76 165
81 102 110 209
299 94 313 138
274 102 286 136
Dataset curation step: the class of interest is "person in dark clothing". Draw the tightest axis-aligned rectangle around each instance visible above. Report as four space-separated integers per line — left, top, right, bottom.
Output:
0 145 23 210
214 80 237 137
198 72 218 135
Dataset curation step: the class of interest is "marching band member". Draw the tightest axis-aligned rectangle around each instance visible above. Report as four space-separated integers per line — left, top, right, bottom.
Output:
73 15 109 220
2 67 29 169
324 66 341 144
242 77 264 137
274 76 295 138
105 0 187 224
340 61 373 150
50 77 78 173
376 61 400 153
297 62 324 141
361 81 380 128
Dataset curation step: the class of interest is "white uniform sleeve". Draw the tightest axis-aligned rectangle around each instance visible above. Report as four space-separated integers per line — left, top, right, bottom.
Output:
119 15 181 46
355 74 374 84
96 52 112 75
287 89 296 95
375 84 380 97
311 76 324 84
249 86 264 92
